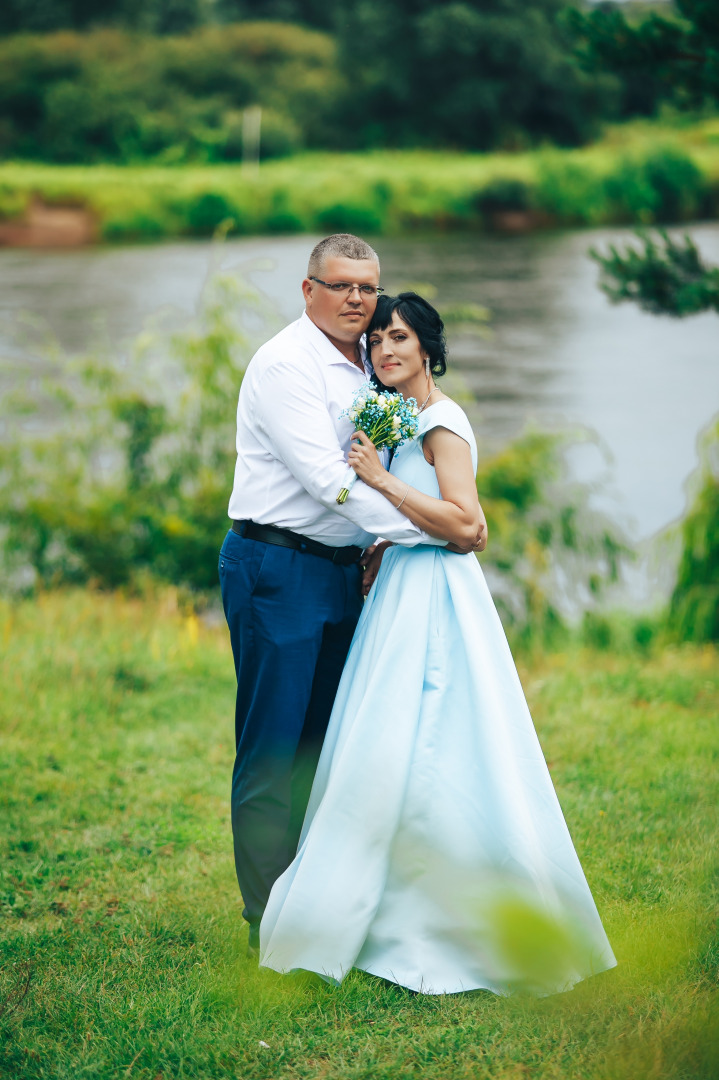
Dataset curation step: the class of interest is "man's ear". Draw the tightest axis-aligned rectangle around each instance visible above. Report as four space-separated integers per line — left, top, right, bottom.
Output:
301 278 313 304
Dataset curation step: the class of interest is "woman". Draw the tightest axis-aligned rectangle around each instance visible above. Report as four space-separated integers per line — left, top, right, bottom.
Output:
259 293 615 995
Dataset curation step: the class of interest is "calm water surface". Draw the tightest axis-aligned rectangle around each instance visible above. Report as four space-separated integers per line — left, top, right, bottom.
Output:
1 226 718 544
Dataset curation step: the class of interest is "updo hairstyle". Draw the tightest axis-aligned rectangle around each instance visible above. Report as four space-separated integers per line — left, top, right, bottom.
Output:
367 292 448 378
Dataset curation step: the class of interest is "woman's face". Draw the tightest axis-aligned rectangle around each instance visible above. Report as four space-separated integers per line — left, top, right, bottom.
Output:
368 312 426 388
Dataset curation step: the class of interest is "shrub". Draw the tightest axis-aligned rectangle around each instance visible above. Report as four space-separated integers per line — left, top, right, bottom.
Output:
606 147 708 224
475 431 632 649
632 617 657 650
669 417 719 642
186 191 236 233
314 199 386 235
473 178 532 217
0 179 27 220
581 611 613 650
0 269 631 647
0 270 280 591
0 121 716 241
534 154 609 224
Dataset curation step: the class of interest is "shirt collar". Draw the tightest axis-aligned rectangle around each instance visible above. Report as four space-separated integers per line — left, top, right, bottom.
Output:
300 311 371 374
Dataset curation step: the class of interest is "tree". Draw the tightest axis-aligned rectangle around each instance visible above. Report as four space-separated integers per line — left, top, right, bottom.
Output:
213 1 331 29
577 3 719 642
566 0 719 110
0 0 333 34
0 24 341 162
329 0 616 151
0 0 206 35
578 2 719 317
591 231 719 317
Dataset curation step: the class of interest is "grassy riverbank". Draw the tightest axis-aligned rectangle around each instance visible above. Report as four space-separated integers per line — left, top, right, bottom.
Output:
1 590 717 1079
1 117 718 242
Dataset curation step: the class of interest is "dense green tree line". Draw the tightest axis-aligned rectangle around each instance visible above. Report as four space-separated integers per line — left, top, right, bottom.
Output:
0 24 341 161
329 0 617 150
0 2 702 162
1 0 331 35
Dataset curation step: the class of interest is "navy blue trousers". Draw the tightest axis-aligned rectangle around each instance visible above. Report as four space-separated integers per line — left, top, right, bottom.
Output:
219 528 363 930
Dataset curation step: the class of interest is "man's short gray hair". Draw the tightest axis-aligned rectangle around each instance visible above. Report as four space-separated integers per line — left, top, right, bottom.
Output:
307 234 380 278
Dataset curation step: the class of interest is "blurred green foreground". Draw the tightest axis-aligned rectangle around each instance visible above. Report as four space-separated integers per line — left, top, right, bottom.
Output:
0 591 717 1079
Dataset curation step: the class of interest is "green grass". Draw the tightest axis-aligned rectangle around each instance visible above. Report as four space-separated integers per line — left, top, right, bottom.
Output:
0 590 717 1079
1 116 719 241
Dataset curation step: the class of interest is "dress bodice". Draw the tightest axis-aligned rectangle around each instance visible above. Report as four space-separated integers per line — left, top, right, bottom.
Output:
390 398 478 497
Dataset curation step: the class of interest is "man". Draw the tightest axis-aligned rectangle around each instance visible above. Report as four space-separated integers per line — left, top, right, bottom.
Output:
220 233 478 955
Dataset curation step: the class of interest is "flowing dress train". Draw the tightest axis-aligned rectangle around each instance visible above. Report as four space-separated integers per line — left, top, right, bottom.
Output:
259 400 616 995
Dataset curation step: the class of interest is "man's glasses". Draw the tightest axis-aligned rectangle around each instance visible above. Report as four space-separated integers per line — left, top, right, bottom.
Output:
310 277 384 298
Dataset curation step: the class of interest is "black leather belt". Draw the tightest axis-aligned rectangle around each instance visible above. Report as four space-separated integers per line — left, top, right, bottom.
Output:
232 520 363 566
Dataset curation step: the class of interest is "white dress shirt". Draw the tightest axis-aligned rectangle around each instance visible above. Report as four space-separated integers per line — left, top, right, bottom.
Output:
228 312 432 549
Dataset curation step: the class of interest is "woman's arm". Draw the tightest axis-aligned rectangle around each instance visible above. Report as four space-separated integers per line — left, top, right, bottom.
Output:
348 428 487 550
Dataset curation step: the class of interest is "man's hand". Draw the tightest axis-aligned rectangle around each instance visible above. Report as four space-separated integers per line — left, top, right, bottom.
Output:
360 540 393 596
446 521 487 555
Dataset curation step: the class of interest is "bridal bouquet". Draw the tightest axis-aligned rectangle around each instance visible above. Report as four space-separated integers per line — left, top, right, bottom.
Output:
336 382 419 504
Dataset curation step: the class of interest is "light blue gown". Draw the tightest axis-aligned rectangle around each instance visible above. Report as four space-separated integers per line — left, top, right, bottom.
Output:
260 400 616 995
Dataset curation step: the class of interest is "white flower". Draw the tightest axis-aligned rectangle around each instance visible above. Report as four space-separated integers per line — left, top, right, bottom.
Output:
355 399 365 411
393 432 401 440
349 410 357 421
391 415 401 428
377 395 387 407
366 388 378 398
411 405 418 416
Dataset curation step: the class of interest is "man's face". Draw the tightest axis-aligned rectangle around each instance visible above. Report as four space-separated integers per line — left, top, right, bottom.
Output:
302 256 380 352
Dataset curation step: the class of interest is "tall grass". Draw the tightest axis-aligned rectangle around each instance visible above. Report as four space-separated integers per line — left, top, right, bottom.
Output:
1 117 718 241
0 263 629 644
0 590 717 1079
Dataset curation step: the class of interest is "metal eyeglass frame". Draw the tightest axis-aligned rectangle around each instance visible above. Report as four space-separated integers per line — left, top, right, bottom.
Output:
309 276 385 297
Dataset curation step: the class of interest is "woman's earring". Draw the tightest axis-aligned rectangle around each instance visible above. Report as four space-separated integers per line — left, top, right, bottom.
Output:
425 355 430 378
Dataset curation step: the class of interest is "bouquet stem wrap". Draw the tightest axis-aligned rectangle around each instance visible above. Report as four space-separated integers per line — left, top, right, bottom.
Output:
336 468 358 505
336 382 419 505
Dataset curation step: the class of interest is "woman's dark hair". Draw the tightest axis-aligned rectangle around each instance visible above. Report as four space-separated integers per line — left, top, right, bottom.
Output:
367 292 448 378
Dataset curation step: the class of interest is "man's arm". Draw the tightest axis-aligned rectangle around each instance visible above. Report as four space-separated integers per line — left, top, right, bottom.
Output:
257 360 436 546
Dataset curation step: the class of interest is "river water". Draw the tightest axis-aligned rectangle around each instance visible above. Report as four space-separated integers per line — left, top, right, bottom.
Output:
1 225 718 549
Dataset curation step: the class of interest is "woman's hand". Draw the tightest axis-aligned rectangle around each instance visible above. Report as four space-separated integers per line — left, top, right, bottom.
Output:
361 540 393 596
348 430 386 490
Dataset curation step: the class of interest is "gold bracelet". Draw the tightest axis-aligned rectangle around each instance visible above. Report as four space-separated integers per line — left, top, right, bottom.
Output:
395 484 410 510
